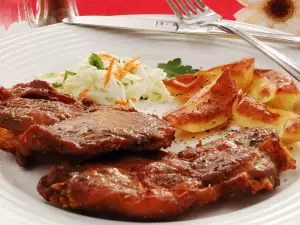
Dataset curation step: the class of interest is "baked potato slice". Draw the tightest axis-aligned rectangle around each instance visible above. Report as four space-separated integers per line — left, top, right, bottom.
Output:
247 70 277 104
282 118 300 144
198 57 254 90
162 67 223 100
164 67 237 133
254 69 300 111
232 92 300 143
163 58 254 101
228 57 255 90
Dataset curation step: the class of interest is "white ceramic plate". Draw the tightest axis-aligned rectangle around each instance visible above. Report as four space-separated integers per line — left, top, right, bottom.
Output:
1 15 300 225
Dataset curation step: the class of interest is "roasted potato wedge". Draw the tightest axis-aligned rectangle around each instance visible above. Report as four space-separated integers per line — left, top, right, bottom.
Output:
163 58 254 100
195 58 255 90
162 68 223 100
164 67 237 133
282 118 300 144
227 57 255 90
232 91 300 143
247 70 277 104
249 69 300 111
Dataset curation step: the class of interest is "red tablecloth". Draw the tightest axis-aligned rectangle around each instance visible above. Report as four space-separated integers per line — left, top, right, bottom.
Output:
1 0 243 27
76 0 243 20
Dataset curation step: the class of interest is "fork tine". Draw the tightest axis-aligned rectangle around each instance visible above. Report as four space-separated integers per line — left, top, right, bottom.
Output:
194 0 207 9
177 0 193 15
166 0 185 19
184 0 200 12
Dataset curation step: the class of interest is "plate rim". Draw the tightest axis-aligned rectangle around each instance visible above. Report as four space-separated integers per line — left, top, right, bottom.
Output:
0 16 300 225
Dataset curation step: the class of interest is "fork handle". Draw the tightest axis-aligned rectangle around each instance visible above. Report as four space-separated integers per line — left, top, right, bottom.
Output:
208 21 300 82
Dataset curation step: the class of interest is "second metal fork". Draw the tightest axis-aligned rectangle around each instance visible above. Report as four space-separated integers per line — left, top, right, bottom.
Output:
167 0 300 82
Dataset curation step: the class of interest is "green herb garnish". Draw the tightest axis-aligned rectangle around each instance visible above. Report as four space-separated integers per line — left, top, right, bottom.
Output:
157 58 201 78
52 82 63 88
89 53 104 70
64 70 77 81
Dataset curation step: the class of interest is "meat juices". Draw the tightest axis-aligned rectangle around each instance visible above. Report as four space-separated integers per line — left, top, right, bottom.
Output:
38 128 296 220
19 105 175 165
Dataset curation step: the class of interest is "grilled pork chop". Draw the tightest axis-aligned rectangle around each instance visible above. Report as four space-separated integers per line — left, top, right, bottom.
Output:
1 80 77 103
0 80 85 154
38 128 296 220
0 98 84 133
19 105 175 166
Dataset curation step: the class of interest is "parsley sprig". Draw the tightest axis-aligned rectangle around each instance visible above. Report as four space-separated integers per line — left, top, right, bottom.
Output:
64 70 77 81
52 82 63 88
51 70 77 89
89 53 104 70
157 58 201 78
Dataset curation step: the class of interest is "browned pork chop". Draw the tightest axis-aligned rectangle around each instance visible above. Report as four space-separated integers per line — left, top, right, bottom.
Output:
38 128 296 221
19 105 175 166
2 80 76 103
0 80 85 154
0 98 84 133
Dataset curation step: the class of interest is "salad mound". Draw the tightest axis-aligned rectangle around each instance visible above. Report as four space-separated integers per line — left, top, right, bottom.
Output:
39 53 171 106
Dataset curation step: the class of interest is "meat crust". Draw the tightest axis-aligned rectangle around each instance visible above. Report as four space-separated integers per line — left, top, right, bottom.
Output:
0 128 21 153
0 80 85 154
7 80 77 103
0 98 84 132
20 105 175 166
37 128 296 221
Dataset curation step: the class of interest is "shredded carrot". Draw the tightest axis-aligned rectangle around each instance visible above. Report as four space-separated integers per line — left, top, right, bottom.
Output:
118 70 128 80
124 56 141 68
130 98 137 102
119 63 142 80
115 100 128 106
128 63 142 72
115 64 124 79
78 89 89 98
99 53 113 59
104 58 116 88
61 73 65 77
116 56 142 80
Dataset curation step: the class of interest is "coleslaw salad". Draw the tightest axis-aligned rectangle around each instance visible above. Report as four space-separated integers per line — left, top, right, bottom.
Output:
38 52 171 107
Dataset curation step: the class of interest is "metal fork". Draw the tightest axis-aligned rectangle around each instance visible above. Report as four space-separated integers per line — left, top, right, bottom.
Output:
167 0 300 82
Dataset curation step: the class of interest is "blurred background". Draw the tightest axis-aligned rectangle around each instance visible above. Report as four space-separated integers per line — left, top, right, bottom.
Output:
0 0 299 36
0 0 242 27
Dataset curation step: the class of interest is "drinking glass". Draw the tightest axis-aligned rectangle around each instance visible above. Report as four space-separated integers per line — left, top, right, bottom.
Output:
0 0 78 37
35 0 79 27
0 0 35 37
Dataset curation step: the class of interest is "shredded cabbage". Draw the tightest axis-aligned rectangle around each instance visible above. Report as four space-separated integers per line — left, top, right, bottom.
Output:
38 53 171 106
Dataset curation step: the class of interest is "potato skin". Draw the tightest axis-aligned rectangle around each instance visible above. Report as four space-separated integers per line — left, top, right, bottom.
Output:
163 58 254 101
162 58 300 140
164 67 237 133
163 68 223 100
282 118 300 144
247 70 277 104
250 69 300 111
229 57 255 90
233 92 300 144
